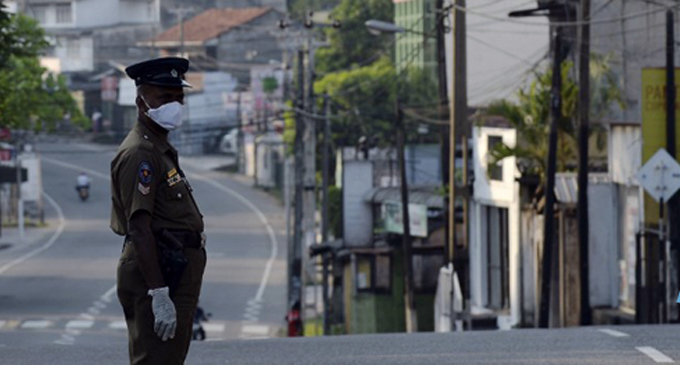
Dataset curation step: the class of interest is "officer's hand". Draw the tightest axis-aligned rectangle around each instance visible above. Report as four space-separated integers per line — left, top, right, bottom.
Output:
148 287 177 341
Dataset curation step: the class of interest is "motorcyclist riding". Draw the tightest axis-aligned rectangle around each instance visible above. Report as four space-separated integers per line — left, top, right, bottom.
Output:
76 172 91 201
77 172 91 189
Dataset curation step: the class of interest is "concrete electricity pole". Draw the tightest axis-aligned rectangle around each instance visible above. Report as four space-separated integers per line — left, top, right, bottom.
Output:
665 9 679 323
396 101 418 333
577 0 592 326
291 50 306 336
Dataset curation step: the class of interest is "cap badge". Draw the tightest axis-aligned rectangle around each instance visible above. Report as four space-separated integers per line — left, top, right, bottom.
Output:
171 69 178 78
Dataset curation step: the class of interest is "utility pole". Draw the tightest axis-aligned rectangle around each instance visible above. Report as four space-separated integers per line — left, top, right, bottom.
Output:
448 0 469 305
321 93 331 336
539 24 564 329
396 100 418 333
15 141 23 241
301 38 317 328
448 0 458 265
665 9 679 323
577 0 592 326
236 90 243 174
436 0 450 263
290 50 305 336
168 7 194 58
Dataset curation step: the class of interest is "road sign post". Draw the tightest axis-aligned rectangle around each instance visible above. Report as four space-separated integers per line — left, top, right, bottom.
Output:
638 148 680 318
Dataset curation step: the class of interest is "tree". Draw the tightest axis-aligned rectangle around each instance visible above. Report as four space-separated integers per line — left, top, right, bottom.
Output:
315 0 394 74
483 55 624 180
315 57 439 148
0 2 88 131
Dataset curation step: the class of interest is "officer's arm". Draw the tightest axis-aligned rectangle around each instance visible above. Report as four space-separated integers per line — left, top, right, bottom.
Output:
128 210 165 289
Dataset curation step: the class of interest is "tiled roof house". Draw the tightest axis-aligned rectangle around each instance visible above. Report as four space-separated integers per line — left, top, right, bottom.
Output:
144 7 284 77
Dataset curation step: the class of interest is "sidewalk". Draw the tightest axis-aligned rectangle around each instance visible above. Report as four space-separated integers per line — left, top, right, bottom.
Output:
0 223 57 254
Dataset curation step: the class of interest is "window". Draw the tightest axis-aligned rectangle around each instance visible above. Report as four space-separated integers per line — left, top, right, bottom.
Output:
56 4 72 24
31 5 48 24
66 38 80 59
487 136 503 181
354 253 392 293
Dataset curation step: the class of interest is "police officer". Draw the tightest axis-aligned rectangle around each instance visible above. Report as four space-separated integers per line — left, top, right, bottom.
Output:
110 57 206 364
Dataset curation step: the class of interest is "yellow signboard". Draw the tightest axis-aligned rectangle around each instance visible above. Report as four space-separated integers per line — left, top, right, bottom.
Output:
641 68 680 224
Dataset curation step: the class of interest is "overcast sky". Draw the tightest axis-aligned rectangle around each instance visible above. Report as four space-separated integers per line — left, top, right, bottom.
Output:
460 0 550 107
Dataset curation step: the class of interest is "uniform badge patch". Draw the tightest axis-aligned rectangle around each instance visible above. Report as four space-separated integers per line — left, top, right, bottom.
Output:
139 162 153 184
167 168 181 186
138 182 150 195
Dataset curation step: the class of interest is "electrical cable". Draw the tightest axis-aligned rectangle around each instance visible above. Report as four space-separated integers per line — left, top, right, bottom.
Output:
451 1 680 27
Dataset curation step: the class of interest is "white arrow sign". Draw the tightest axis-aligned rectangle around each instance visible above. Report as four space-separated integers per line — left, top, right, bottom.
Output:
637 149 680 203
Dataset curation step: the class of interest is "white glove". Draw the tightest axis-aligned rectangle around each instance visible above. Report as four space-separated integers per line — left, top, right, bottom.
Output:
148 287 177 341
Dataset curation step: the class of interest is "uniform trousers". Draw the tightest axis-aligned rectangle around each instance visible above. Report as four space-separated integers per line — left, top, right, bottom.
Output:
117 241 206 365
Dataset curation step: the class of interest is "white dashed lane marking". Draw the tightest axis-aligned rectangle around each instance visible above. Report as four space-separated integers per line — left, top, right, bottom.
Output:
66 320 94 330
109 321 127 330
203 323 226 333
598 329 629 338
241 324 269 336
20 320 52 329
637 347 675 363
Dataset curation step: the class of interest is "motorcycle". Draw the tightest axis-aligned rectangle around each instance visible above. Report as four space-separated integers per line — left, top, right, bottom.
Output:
192 306 211 341
76 185 89 201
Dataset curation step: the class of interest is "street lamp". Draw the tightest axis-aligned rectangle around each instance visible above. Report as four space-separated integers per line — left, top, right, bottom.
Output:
365 19 406 35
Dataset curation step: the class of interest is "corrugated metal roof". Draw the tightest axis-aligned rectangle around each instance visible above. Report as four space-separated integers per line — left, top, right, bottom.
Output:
363 186 444 208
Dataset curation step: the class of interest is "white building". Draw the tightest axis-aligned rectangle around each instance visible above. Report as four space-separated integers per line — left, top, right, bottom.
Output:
9 0 160 73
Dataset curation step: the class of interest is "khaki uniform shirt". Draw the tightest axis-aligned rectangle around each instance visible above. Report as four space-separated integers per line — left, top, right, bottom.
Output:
110 121 203 235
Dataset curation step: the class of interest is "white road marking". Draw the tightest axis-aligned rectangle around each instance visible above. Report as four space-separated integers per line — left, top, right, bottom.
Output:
637 347 675 363
66 320 94 329
203 323 226 333
188 173 279 303
0 191 65 276
42 157 110 180
109 321 127 330
598 328 629 338
241 324 269 336
21 320 52 329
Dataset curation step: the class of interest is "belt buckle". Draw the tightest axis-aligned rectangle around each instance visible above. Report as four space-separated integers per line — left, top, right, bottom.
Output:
200 232 206 249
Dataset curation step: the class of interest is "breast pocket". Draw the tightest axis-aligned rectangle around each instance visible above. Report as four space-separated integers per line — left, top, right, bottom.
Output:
166 183 188 201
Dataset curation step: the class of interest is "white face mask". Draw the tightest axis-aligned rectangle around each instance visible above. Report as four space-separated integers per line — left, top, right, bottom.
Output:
141 96 184 131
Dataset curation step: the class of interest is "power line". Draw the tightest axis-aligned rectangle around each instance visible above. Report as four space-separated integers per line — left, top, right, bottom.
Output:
452 2 680 27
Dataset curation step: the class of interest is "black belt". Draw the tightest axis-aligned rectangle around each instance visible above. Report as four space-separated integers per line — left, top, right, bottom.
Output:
123 230 203 249
164 229 203 249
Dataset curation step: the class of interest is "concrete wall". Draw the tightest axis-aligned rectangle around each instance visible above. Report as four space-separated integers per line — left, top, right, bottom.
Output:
590 0 680 122
470 126 522 327
118 0 159 24
588 182 620 308
609 125 641 186
186 72 239 126
342 161 373 247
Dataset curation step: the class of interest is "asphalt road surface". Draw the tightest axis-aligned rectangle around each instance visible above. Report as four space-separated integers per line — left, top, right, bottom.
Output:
0 139 288 362
1 139 679 365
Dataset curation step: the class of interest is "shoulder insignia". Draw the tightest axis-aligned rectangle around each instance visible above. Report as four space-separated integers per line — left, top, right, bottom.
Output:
138 161 153 184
